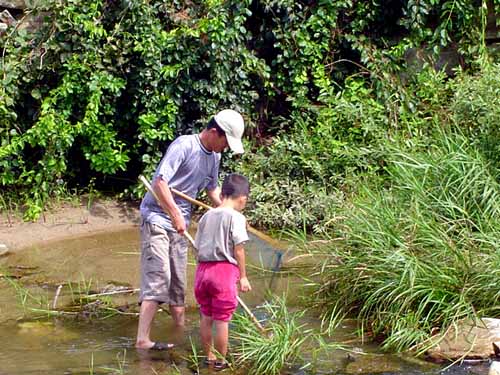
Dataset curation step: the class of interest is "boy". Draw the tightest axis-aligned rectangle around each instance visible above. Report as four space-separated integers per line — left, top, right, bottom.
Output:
194 173 251 370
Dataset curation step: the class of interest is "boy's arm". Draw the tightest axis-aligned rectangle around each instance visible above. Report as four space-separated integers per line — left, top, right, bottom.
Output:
234 243 251 292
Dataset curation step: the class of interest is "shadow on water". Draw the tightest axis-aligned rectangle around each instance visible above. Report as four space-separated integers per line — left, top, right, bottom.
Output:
0 228 493 375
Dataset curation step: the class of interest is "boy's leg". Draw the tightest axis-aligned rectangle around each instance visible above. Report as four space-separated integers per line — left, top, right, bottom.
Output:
213 320 229 358
210 263 239 361
200 313 216 361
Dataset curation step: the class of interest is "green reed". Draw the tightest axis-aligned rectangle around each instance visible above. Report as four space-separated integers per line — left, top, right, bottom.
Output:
231 296 342 374
310 130 500 353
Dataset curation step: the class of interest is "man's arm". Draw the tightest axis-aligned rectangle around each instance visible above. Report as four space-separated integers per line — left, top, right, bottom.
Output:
153 177 186 234
234 243 251 292
206 187 222 207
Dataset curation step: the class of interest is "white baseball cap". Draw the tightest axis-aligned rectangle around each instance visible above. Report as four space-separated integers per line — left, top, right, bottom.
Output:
214 109 245 154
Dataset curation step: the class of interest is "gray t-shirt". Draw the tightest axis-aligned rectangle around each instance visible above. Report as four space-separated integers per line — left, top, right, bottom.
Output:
195 207 249 266
140 134 220 232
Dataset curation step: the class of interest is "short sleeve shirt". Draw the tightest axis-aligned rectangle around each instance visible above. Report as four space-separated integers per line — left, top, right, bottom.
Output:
194 207 249 266
140 134 220 232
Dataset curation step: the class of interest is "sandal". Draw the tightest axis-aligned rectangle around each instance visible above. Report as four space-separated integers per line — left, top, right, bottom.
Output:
149 342 175 351
214 361 229 371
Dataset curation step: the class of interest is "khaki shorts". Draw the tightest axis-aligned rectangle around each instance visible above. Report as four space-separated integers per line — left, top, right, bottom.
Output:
139 221 188 305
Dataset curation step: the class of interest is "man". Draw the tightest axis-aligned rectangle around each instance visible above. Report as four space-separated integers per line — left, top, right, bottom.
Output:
135 109 245 350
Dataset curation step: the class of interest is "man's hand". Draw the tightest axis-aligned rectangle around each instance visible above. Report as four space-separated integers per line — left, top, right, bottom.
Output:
171 211 186 234
154 178 186 234
239 277 252 293
207 187 222 207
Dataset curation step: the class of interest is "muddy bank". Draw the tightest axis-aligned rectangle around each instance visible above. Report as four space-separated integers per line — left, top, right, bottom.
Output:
0 198 140 251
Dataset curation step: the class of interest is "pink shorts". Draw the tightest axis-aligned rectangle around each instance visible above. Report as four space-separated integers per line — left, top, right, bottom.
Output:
194 262 240 322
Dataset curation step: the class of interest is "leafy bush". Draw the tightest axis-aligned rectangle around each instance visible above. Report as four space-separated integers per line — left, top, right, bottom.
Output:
0 0 492 222
233 79 387 232
0 0 268 219
450 63 500 172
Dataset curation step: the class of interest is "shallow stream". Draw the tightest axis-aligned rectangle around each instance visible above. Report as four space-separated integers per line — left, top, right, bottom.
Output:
0 228 492 374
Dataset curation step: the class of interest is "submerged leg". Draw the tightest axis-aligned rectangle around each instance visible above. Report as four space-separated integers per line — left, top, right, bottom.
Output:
213 320 229 359
136 300 159 348
200 312 216 361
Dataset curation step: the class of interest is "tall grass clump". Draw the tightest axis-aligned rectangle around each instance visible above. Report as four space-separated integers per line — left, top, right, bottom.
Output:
230 296 342 374
311 130 500 353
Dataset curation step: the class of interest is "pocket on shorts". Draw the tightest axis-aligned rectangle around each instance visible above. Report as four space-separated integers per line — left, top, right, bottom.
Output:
143 244 168 271
144 255 165 272
142 223 169 269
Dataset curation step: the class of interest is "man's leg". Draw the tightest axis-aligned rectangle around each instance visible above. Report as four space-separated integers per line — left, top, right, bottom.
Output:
136 300 159 348
136 222 171 349
200 312 216 361
168 232 188 326
213 320 229 358
170 304 185 326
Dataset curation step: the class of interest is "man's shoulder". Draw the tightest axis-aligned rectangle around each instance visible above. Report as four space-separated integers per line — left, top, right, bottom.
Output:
171 134 197 147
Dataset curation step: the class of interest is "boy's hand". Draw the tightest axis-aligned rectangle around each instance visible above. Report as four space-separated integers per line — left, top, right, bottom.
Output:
239 277 252 292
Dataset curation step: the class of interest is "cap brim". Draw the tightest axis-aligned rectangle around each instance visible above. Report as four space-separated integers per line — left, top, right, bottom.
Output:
226 135 244 154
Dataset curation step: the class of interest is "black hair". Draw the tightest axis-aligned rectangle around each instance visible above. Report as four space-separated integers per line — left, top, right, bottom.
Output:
221 173 250 199
207 117 226 137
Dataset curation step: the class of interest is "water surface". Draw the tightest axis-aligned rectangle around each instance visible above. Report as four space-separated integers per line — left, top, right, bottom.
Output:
0 229 491 374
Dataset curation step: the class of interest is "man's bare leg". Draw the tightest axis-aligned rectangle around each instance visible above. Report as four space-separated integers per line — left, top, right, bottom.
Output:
136 300 159 349
170 305 185 327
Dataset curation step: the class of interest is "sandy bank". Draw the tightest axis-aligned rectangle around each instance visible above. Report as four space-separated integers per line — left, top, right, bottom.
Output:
0 199 141 251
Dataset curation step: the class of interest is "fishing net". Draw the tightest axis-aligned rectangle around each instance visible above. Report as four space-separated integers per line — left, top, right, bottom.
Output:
245 233 284 272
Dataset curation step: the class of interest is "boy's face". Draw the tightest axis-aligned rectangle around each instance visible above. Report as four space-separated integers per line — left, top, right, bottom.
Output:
235 195 248 211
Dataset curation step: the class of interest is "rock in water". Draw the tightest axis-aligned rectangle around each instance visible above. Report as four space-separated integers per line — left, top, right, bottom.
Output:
427 318 500 360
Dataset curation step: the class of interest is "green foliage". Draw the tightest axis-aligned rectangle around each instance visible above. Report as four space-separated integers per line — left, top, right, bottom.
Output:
401 0 483 57
0 0 494 222
0 0 268 219
233 78 387 232
231 296 341 375
310 130 500 352
450 63 500 170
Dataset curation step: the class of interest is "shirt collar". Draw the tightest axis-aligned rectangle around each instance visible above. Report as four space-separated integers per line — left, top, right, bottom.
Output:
196 134 212 155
